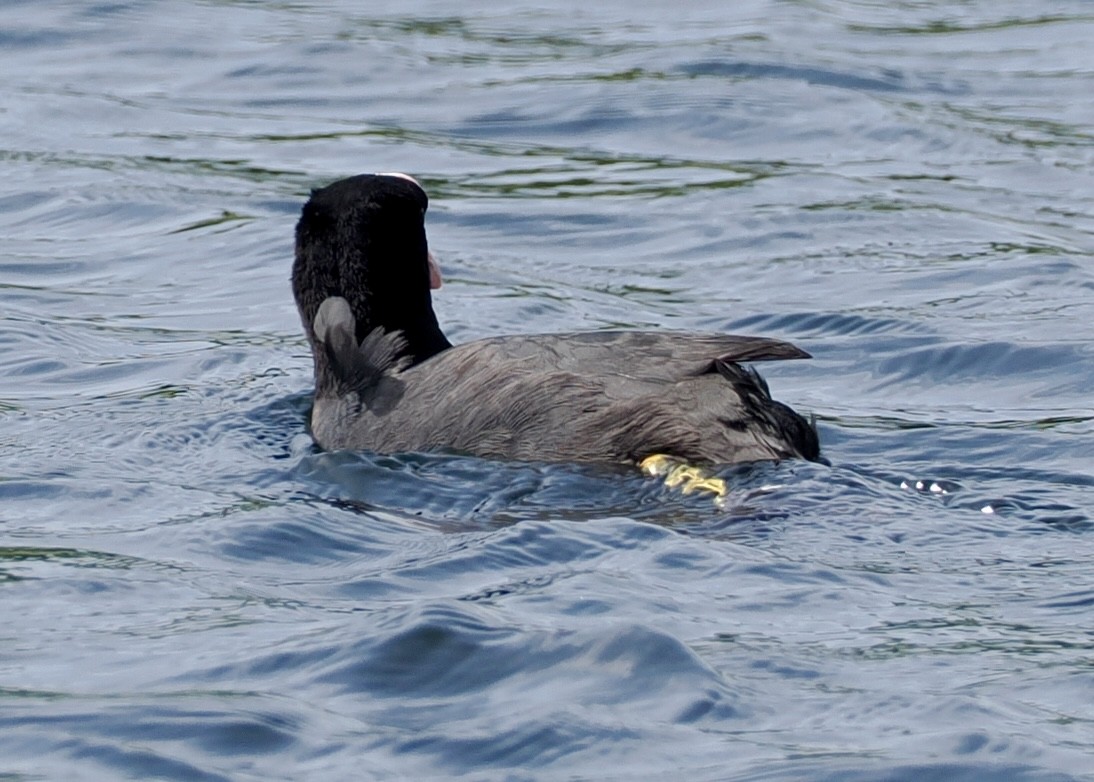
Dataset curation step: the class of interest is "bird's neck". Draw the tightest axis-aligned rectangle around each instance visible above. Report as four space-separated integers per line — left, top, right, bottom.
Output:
397 306 452 365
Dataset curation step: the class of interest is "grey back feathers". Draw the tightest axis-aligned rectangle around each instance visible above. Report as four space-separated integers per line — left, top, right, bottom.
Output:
306 297 820 465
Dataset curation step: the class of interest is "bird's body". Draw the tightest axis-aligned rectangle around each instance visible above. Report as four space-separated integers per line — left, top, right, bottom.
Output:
293 173 820 466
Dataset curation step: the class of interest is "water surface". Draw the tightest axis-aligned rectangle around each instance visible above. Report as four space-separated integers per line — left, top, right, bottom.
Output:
1 1 1092 780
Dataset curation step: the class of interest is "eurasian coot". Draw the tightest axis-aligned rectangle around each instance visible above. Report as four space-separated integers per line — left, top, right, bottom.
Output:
292 173 819 465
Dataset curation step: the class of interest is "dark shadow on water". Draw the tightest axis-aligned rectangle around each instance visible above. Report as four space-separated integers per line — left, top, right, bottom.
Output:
676 59 969 97
290 446 835 536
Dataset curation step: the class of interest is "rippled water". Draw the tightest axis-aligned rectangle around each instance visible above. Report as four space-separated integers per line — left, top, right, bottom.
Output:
2 1 1093 779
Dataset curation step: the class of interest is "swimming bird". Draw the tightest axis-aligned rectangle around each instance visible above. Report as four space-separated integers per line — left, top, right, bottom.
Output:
292 173 819 466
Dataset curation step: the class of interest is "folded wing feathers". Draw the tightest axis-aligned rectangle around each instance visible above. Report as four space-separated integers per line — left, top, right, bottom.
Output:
314 296 410 397
713 338 811 364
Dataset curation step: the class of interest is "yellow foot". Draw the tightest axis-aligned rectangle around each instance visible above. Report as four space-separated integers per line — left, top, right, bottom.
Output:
639 454 727 499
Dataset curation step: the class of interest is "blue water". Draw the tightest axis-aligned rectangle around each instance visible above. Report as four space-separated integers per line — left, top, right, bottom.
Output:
2 1 1093 780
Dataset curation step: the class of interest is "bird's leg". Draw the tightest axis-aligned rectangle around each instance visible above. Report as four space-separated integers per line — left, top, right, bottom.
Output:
639 454 727 499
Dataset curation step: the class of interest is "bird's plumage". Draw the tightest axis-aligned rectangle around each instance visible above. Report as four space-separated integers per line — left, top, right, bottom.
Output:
293 173 820 465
